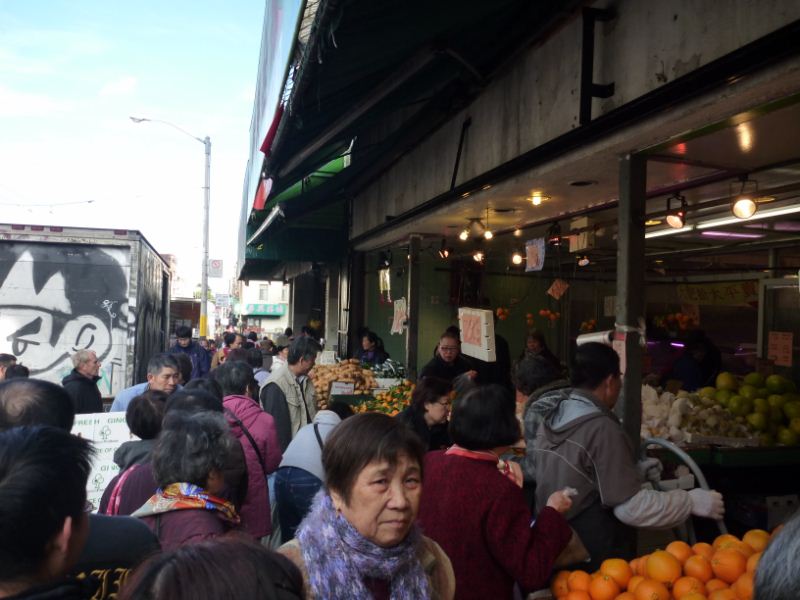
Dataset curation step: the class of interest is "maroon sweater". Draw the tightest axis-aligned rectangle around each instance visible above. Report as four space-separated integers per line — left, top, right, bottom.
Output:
418 451 571 599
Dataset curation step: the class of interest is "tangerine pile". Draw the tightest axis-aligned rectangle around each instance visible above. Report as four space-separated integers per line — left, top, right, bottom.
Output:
550 528 776 600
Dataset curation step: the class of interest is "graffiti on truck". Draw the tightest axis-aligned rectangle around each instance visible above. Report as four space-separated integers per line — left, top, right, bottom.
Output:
0 243 130 395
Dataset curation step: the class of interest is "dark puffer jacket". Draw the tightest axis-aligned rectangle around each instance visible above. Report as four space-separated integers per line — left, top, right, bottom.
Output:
62 369 103 414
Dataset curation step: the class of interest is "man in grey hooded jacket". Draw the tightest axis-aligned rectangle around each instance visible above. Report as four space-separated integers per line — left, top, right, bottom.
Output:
533 342 725 571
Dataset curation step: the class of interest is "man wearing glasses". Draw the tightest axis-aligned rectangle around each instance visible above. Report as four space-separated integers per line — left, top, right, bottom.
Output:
419 331 477 386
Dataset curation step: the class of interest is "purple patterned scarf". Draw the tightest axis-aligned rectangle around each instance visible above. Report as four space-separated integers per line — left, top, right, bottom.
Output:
296 491 431 599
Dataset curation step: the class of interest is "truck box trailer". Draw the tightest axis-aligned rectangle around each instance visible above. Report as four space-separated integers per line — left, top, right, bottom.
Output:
0 224 171 398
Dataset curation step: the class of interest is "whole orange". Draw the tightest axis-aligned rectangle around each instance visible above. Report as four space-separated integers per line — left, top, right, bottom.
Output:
731 571 754 600
742 529 770 553
692 542 714 559
645 550 682 585
672 575 706 598
627 575 644 593
713 534 739 550
665 540 693 564
711 548 747 584
706 578 729 593
600 558 633 589
568 570 592 592
552 570 571 597
588 574 620 600
684 554 713 583
746 551 761 574
632 578 670 600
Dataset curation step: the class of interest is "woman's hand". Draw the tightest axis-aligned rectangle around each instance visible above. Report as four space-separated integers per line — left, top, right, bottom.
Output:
546 488 575 513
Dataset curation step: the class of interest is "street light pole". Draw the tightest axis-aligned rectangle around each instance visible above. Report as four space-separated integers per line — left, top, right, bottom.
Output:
130 116 211 340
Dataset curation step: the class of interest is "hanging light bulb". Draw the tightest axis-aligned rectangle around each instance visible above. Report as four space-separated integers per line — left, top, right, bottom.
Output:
665 193 688 229
484 229 493 240
513 228 522 237
473 250 484 263
577 255 590 267
458 228 469 241
511 252 524 265
731 176 758 219
438 239 450 259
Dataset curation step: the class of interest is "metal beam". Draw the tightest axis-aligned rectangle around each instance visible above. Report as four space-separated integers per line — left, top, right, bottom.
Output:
616 153 647 454
405 235 422 379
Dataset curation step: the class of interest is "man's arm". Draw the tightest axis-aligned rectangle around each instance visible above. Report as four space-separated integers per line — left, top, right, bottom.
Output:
260 383 292 452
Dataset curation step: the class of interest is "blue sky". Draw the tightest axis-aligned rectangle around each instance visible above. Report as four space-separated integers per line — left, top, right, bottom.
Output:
0 1 266 291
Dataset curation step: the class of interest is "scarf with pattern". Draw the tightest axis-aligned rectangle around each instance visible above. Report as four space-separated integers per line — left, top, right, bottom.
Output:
296 491 431 599
131 482 240 523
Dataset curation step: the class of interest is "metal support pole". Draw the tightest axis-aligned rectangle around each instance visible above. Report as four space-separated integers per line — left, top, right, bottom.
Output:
406 236 422 380
616 153 647 454
199 136 211 340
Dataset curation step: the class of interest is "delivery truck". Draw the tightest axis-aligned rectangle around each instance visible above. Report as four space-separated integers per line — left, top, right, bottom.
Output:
0 223 170 398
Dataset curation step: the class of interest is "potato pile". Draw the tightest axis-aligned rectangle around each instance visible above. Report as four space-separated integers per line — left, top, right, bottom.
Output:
309 359 377 409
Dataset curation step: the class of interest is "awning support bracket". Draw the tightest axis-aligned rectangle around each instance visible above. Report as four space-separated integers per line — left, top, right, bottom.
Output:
580 7 616 126
450 117 472 191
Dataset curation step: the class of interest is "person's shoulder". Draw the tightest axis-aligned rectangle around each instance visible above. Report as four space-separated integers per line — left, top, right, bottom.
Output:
419 536 456 600
75 514 160 572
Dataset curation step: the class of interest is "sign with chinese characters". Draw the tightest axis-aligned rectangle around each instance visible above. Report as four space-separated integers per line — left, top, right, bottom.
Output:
676 281 758 306
318 350 337 365
525 238 546 272
71 412 136 512
243 303 286 316
330 381 356 396
547 278 570 300
768 331 794 367
215 293 231 308
458 307 496 362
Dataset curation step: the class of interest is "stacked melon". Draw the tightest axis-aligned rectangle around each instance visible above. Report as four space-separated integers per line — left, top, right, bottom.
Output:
551 528 775 599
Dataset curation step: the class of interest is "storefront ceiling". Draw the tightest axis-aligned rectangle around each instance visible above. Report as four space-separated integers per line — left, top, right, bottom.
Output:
357 93 800 272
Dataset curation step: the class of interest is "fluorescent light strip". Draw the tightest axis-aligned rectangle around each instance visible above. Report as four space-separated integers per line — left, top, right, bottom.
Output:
645 225 696 239
696 204 800 229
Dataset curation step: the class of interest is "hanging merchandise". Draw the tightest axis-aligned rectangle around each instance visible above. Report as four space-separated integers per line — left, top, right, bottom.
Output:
391 297 407 334
525 238 546 272
547 278 569 300
379 267 392 303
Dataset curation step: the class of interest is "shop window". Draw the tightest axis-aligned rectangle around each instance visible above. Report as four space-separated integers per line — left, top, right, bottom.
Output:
258 284 269 301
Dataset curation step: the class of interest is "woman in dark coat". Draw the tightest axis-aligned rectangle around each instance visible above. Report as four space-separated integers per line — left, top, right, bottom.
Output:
396 377 452 451
519 331 561 373
356 330 390 365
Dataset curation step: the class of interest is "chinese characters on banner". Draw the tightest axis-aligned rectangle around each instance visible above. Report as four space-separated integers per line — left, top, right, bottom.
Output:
547 278 570 300
391 297 407 335
525 238 546 271
457 307 496 362
676 281 758 306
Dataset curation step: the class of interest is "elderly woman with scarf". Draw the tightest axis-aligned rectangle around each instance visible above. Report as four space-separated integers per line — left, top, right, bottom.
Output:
132 410 241 550
279 412 455 600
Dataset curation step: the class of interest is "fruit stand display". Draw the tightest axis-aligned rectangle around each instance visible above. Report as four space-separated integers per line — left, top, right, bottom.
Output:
640 372 800 447
308 359 377 410
548 527 776 600
352 380 415 416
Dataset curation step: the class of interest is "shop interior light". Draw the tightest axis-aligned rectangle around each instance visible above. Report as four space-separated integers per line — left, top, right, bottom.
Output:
696 203 800 229
730 176 758 219
530 192 549 206
484 230 493 240
511 252 524 265
438 239 451 259
577 255 590 267
379 251 392 267
546 222 562 246
458 228 469 241
513 228 522 237
665 193 688 229
473 250 484 263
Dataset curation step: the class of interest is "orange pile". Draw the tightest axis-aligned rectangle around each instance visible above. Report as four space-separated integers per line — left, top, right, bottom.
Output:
550 528 776 600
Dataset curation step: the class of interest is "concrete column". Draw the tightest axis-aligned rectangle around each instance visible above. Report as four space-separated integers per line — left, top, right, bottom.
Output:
324 263 340 351
405 235 422 380
616 153 647 454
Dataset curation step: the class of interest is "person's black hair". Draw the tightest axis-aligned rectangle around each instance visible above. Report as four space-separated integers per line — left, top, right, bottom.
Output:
444 326 460 340
183 378 223 402
0 354 16 369
247 332 258 342
126 390 168 440
118 537 304 600
513 356 560 396
754 511 800 600
284 327 293 337
570 342 620 389
152 411 234 488
226 348 249 364
0 379 75 431
326 400 355 422
287 336 321 366
223 332 237 347
212 360 254 397
146 353 179 377
355 326 370 340
411 377 452 412
246 348 263 369
172 353 193 384
449 385 520 450
4 364 29 379
323 412 425 504
164 389 223 417
175 325 192 339
0 426 93 581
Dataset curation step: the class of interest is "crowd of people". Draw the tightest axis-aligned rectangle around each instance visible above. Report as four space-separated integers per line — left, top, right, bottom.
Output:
0 325 797 600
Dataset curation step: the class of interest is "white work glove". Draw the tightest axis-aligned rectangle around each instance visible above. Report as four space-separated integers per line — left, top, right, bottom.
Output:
689 488 725 520
637 457 663 483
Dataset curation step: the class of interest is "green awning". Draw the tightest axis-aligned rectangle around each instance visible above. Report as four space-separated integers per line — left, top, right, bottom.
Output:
242 303 286 316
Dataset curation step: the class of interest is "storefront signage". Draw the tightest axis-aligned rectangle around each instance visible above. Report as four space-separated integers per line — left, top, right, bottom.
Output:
243 303 286 316
768 331 794 367
676 281 758 306
71 412 135 512
458 307 496 362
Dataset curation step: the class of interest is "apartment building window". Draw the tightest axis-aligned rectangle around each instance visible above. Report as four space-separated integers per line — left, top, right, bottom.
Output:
258 284 269 301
